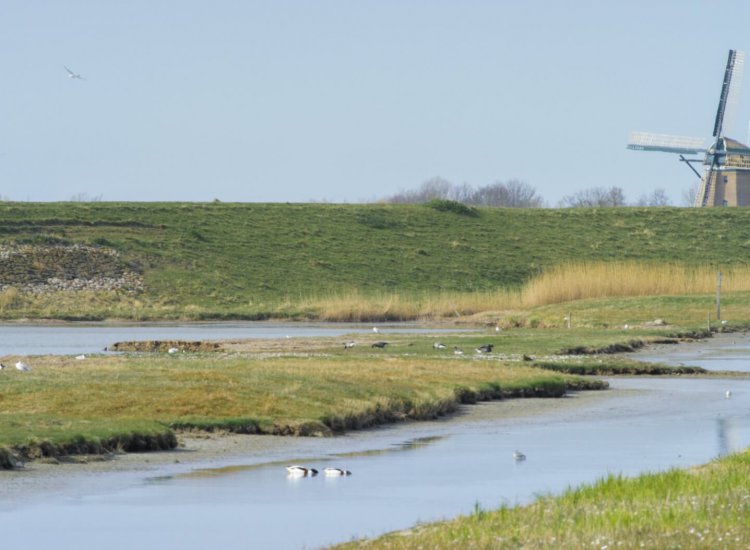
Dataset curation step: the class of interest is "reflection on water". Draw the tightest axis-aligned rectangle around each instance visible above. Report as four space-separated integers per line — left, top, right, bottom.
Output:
171 436 447 481
634 333 750 372
717 416 742 457
3 377 750 550
393 435 444 451
0 322 474 356
3 330 750 549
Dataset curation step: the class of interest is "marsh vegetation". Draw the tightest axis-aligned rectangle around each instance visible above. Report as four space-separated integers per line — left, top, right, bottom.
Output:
333 450 750 549
3 203 750 321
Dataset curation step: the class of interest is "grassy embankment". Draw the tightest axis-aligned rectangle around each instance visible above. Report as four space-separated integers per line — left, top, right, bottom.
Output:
333 450 750 549
1 202 748 466
1 324 713 469
3 202 750 320
2 202 749 543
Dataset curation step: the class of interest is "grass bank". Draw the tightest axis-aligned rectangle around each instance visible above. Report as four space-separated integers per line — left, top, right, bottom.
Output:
0 345 608 468
3 203 750 320
0 326 725 468
333 450 750 549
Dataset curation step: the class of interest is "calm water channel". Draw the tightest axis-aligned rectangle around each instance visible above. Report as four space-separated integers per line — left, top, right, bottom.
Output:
0 321 465 356
1 328 750 550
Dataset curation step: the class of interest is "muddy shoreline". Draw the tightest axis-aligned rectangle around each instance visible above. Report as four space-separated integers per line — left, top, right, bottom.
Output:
0 388 620 502
1 331 737 499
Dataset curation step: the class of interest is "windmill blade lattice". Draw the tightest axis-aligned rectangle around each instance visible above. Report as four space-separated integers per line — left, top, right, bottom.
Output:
628 49 748 207
713 50 745 139
627 132 706 154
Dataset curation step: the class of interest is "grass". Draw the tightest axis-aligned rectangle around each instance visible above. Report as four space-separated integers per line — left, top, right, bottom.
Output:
3 202 750 542
519 261 750 307
0 342 610 465
0 325 724 466
4 203 750 320
332 450 750 549
532 357 708 376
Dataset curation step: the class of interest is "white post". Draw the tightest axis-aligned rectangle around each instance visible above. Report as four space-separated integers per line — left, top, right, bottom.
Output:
716 271 722 321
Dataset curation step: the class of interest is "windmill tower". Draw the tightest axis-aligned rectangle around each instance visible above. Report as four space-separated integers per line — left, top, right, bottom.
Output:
628 50 750 207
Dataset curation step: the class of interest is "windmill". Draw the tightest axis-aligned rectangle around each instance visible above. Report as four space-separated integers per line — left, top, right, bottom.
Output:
628 49 750 207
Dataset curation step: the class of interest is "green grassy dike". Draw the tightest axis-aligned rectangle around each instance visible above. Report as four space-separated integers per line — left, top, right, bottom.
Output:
3 202 750 320
332 450 750 549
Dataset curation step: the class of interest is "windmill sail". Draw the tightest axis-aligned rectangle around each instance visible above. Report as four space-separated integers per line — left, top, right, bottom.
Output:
713 50 745 139
698 50 746 206
628 49 748 207
627 132 706 154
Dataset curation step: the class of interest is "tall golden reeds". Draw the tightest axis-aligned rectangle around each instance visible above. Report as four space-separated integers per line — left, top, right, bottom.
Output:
297 289 522 321
520 262 750 307
300 262 750 320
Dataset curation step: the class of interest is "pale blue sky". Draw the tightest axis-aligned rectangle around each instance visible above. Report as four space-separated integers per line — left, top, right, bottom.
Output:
2 0 750 204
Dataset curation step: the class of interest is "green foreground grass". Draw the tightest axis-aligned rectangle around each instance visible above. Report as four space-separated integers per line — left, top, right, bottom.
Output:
333 450 750 549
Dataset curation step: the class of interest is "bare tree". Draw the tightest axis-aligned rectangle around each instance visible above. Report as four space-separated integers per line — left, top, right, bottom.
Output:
69 192 103 202
635 188 672 206
681 182 700 207
384 178 544 207
449 182 475 203
464 180 544 207
559 186 627 207
500 179 544 208
469 181 509 206
387 177 453 204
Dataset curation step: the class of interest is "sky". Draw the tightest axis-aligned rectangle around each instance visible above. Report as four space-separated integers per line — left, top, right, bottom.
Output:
3 0 750 205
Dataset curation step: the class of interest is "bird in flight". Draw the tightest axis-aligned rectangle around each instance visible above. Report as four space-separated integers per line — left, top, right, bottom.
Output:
65 66 85 80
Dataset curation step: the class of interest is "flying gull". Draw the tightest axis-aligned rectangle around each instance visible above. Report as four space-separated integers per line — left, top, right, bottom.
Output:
65 66 85 80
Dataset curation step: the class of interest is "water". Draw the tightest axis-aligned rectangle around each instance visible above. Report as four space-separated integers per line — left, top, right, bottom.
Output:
1 329 749 549
635 332 750 372
0 322 467 356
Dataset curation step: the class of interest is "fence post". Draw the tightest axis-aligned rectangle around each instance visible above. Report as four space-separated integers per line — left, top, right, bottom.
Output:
716 270 722 321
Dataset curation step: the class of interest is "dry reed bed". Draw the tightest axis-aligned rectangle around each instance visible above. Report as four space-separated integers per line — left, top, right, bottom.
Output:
1 261 749 323
298 262 750 322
